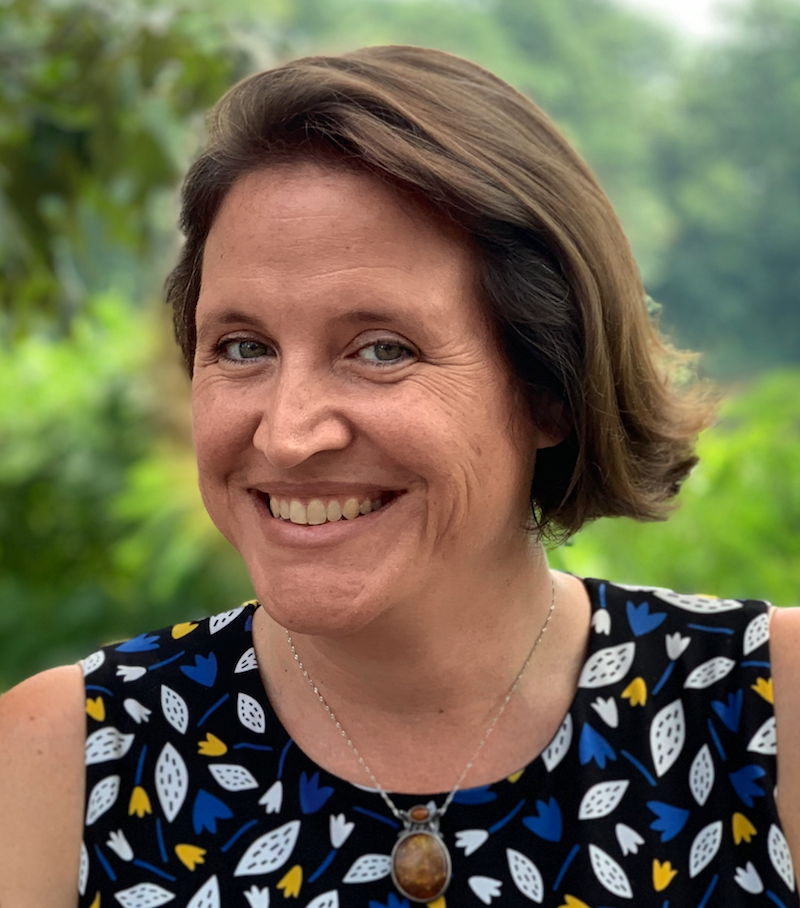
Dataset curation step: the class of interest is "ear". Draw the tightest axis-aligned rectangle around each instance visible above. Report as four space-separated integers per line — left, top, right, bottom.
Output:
531 395 572 450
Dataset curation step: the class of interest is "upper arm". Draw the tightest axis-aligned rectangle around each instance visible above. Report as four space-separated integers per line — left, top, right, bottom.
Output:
769 606 800 867
0 664 86 908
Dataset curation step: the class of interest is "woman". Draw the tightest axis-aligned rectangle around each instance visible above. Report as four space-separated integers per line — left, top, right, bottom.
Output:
1 45 799 908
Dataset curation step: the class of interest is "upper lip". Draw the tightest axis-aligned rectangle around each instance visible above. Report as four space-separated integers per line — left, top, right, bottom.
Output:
247 483 405 497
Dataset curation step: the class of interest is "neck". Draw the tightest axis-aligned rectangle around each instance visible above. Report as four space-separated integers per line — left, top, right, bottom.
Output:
260 542 555 719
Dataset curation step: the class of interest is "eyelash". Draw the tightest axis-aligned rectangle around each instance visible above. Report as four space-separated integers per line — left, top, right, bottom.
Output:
215 337 417 367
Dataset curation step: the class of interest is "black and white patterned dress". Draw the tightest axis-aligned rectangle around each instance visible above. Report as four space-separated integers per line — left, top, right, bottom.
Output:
78 579 798 907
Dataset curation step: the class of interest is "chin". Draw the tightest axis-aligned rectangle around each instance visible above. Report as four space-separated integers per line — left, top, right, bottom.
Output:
248 564 397 638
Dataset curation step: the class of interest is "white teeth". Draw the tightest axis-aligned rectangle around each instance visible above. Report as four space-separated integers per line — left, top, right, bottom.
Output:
267 494 393 524
289 500 308 525
307 499 327 526
342 497 360 520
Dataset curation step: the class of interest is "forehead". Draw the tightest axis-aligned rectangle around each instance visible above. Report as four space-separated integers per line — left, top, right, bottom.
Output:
197 163 489 338
202 163 471 281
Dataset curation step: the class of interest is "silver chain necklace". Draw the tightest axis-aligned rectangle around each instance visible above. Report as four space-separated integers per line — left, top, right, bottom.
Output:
284 574 557 903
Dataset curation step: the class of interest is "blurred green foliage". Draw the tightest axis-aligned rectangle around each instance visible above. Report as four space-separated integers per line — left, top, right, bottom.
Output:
1 0 798 689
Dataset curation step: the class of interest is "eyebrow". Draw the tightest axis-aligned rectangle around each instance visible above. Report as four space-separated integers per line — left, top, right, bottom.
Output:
197 306 430 337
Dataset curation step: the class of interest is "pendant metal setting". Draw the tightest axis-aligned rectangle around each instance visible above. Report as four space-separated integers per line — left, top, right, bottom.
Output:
390 804 452 903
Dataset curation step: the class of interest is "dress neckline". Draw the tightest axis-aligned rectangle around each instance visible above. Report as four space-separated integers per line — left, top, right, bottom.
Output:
243 576 603 801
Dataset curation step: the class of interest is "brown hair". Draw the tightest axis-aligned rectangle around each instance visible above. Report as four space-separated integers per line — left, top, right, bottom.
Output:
166 45 716 540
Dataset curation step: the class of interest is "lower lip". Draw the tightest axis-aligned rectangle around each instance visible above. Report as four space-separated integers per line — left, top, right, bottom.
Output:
249 492 403 547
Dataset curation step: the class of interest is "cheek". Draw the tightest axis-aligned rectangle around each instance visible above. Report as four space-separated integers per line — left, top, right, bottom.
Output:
191 385 254 490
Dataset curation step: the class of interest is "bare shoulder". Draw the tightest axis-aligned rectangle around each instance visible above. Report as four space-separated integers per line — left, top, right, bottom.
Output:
768 606 800 864
0 664 86 908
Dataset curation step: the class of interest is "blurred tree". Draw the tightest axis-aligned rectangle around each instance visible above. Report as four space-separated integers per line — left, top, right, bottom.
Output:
0 295 252 691
649 0 800 375
551 369 800 608
0 0 256 332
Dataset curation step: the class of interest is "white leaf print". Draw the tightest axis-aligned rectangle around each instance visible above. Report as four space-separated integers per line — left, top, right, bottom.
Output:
80 650 105 677
665 632 691 661
161 685 189 735
650 699 686 777
684 657 736 689
187 875 220 908
590 697 619 728
107 829 134 861
117 665 147 682
85 774 120 826
85 727 135 765
689 744 715 806
735 862 764 894
244 886 270 908
744 612 770 655
578 643 635 688
748 717 777 755
114 883 176 907
124 698 152 724
507 848 544 903
542 714 573 772
304 892 338 908
455 829 490 856
769 824 796 891
209 607 244 634
329 813 354 849
237 692 266 734
234 821 301 876
259 780 283 814
155 742 189 823
615 823 644 856
78 842 89 896
208 764 260 792
589 844 633 898
578 780 630 820
341 854 392 883
469 876 502 904
235 647 259 673
591 610 611 635
689 821 723 878
645 588 743 613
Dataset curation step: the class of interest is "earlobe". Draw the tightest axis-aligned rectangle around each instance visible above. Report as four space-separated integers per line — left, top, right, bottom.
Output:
532 398 572 450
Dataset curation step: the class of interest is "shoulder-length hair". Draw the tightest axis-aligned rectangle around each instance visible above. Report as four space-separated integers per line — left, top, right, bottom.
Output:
166 45 716 540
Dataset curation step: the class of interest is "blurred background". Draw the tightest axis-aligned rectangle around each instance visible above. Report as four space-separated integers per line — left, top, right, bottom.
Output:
1 0 799 691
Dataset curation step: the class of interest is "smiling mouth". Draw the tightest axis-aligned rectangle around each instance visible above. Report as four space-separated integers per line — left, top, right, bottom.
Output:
257 491 403 526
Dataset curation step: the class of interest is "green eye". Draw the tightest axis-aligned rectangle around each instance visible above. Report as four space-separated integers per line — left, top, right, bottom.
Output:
358 341 414 365
222 340 270 362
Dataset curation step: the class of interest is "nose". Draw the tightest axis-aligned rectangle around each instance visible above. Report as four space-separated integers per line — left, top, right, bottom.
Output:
252 366 353 469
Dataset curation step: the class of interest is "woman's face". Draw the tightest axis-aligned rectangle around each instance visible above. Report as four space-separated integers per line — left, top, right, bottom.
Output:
192 164 556 634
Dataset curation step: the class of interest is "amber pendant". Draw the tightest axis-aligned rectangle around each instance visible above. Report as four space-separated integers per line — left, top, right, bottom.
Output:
391 805 452 903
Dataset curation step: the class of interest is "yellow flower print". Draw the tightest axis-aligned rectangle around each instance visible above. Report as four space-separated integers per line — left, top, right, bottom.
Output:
85 697 105 722
652 859 678 891
277 864 303 898
88 894 101 908
507 769 525 783
175 844 207 870
559 897 590 908
172 622 199 639
751 677 773 703
129 785 152 817
622 677 647 706
733 812 757 844
198 733 228 756
427 898 446 908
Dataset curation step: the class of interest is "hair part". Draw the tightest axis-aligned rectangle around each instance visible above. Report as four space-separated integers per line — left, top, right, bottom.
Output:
166 45 716 540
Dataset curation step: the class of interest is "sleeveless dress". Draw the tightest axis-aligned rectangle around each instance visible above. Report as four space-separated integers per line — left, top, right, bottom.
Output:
78 579 798 908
